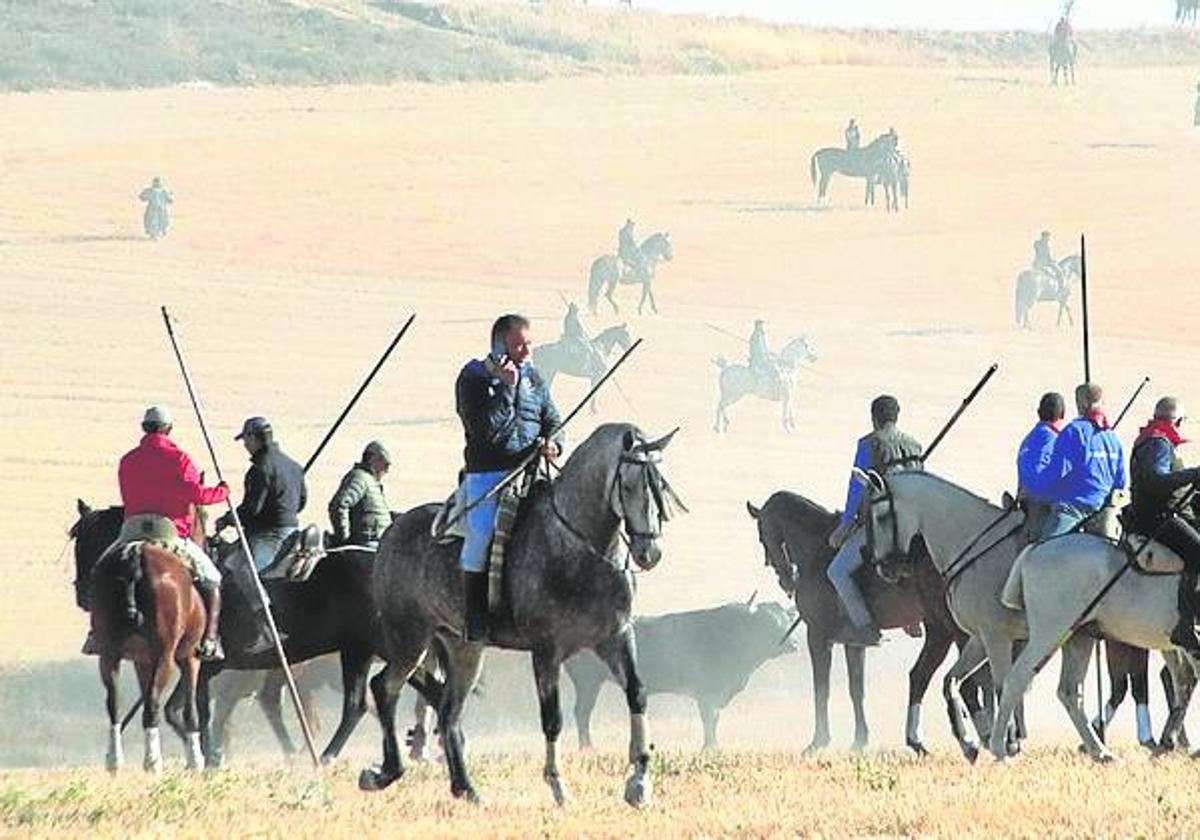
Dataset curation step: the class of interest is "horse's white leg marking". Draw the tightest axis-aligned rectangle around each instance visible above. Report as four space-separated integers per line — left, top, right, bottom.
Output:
185 731 205 771
1136 703 1154 745
144 726 163 774
106 724 123 773
624 712 653 807
543 739 569 806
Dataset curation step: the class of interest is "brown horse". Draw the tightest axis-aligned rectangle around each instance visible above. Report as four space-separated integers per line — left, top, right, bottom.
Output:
91 527 207 773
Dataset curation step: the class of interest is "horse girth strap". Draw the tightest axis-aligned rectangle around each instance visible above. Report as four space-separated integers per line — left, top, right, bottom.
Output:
944 515 1025 589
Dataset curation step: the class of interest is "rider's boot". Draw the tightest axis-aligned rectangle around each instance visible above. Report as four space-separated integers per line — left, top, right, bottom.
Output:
229 557 285 656
81 630 99 656
195 580 224 662
833 619 882 647
1170 571 1200 659
463 571 489 643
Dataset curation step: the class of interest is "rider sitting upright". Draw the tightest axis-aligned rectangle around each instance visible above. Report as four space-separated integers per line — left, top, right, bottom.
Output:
618 218 646 279
1129 397 1200 657
455 314 563 642
826 395 924 647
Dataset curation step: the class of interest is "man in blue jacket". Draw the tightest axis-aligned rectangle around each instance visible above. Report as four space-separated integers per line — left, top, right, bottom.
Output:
455 314 563 641
1038 383 1126 540
1016 392 1065 540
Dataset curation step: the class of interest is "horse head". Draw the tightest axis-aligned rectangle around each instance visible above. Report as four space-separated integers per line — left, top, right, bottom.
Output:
747 499 796 596
779 336 817 369
614 426 683 570
642 232 673 263
746 492 836 598
71 500 123 610
857 469 922 583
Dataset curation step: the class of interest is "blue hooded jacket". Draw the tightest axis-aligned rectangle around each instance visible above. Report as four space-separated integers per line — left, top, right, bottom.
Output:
1041 416 1126 510
1016 421 1060 502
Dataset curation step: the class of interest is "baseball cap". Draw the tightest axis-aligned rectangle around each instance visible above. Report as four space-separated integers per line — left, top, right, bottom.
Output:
235 416 271 440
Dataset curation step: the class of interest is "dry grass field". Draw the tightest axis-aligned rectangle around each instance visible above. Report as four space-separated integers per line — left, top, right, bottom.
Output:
4 27 1200 835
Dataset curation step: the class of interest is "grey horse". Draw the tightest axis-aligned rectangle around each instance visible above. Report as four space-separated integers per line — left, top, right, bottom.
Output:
810 133 898 204
1179 0 1199 24
533 324 633 413
587 232 674 315
358 423 682 806
866 152 909 212
713 336 817 433
1015 254 1081 329
1049 35 1077 85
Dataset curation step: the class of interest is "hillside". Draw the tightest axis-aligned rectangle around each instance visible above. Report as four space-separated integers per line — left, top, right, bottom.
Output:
4 0 1200 91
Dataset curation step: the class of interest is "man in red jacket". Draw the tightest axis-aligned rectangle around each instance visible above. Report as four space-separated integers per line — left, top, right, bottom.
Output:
108 405 229 659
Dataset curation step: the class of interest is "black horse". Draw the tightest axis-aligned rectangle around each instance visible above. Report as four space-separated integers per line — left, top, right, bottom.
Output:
746 491 995 755
71 500 437 766
359 424 682 806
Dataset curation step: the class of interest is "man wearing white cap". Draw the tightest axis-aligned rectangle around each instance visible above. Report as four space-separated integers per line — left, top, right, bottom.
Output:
103 405 229 660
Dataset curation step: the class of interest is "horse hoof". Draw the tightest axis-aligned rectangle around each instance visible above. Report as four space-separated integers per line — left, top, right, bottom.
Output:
850 741 867 754
1093 751 1115 765
451 784 480 804
802 742 827 758
906 739 929 758
624 772 652 808
962 743 979 764
1139 739 1158 752
547 776 571 807
358 766 401 792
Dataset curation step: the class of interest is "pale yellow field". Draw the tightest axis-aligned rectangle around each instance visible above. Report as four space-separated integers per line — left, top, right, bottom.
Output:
4 62 1200 833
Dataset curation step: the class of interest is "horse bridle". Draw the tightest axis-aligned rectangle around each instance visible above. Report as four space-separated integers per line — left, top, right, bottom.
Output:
863 474 907 571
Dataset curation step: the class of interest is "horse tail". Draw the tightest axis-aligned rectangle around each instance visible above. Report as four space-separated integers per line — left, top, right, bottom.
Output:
1015 271 1034 325
1000 547 1027 611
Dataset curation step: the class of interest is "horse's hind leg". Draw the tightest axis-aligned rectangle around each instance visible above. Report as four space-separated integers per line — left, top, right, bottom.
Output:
905 624 954 756
1054 633 1113 762
942 635 988 763
257 667 301 758
134 657 171 774
179 652 204 770
99 654 124 772
438 638 485 802
845 644 869 751
805 627 833 755
1129 648 1156 747
210 669 261 765
606 283 619 315
594 627 653 807
359 661 414 791
321 647 372 764
532 647 570 806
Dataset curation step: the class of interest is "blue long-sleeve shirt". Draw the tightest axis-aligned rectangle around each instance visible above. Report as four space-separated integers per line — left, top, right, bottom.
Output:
1016 422 1060 501
839 439 873 529
1042 416 1126 510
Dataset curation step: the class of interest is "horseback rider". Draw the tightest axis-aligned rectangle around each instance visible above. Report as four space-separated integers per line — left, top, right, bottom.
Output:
85 406 229 660
1016 392 1066 541
618 218 646 279
562 301 604 378
328 440 392 548
1129 397 1200 656
1053 14 1073 47
826 395 924 646
455 314 563 642
214 416 306 655
747 320 780 393
1037 383 1126 540
844 118 860 150
1032 230 1065 291
138 176 173 236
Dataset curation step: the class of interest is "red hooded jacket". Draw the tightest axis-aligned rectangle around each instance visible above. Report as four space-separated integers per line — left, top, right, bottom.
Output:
118 433 228 539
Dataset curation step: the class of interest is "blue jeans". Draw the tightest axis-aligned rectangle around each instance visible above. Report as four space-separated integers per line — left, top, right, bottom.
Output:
827 530 874 628
1038 503 1095 541
460 471 506 573
248 526 297 573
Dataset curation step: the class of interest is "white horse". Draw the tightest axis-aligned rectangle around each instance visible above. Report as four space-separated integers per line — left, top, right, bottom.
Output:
992 534 1198 761
858 469 1028 761
712 336 817 433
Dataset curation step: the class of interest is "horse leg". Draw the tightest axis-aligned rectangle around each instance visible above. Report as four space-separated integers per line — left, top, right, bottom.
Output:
100 653 124 772
1158 651 1196 753
593 628 652 808
942 635 988 762
905 624 954 756
321 648 372 764
1129 648 1155 748
844 644 869 751
606 283 619 315
408 690 430 762
648 285 659 315
1056 633 1113 762
437 638 486 803
571 669 602 750
532 647 570 806
979 631 1020 759
134 657 170 774
209 669 257 766
359 625 430 792
257 668 300 758
804 627 833 755
179 652 204 770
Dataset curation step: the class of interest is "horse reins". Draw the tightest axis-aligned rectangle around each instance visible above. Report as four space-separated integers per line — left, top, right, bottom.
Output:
941 503 1024 588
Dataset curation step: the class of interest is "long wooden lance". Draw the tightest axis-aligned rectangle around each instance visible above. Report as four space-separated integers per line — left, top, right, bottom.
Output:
443 337 643 531
161 306 322 768
1113 376 1150 430
1080 234 1091 383
303 313 416 474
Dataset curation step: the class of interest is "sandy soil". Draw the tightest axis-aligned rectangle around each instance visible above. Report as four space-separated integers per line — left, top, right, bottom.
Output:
3 64 1200 758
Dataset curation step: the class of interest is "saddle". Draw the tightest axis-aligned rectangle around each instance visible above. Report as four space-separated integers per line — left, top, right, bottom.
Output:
213 524 327 583
1116 509 1187 575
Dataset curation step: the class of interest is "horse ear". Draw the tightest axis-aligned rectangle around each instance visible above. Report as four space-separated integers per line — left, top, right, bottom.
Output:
623 429 636 451
639 427 679 452
746 501 761 520
77 499 92 517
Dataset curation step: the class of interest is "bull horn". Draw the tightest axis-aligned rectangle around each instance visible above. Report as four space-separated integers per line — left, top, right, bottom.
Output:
746 501 761 519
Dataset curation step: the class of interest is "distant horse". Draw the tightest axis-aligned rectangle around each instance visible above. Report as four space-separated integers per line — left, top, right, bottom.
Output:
810 133 898 204
587 232 673 315
533 324 633 412
88 519 207 773
713 336 817 433
1177 0 1198 24
72 500 439 768
359 424 682 807
1049 36 1077 85
1015 254 1080 328
866 152 910 212
747 492 992 756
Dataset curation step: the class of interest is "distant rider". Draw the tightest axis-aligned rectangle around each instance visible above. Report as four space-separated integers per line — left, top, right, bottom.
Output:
845 118 861 150
747 319 780 393
138 176 173 239
618 218 646 279
1129 397 1200 656
1037 383 1126 539
455 314 563 642
826 395 924 646
1032 230 1065 291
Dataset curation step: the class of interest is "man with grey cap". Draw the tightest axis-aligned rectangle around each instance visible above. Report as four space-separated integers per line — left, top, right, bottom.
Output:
105 405 229 659
328 441 392 548
215 416 306 655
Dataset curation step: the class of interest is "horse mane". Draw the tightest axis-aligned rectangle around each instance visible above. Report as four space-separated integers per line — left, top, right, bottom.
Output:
766 490 840 530
891 470 1000 510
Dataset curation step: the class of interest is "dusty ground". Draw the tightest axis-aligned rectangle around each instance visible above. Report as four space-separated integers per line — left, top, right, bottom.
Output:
2 62 1200 831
